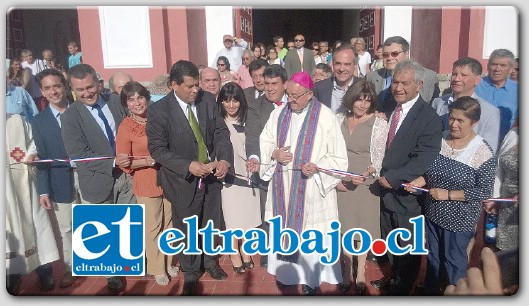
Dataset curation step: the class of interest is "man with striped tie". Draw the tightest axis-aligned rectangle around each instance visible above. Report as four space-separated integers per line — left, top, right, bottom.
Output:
370 60 442 295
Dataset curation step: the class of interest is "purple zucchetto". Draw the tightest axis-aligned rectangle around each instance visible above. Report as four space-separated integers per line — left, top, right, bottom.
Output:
290 71 314 90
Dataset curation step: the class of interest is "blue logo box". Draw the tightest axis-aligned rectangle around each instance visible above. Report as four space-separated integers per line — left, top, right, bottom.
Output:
72 204 145 277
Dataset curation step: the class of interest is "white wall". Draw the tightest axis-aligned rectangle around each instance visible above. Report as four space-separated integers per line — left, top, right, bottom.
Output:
205 6 234 68
99 6 153 68
383 6 412 53
483 6 518 58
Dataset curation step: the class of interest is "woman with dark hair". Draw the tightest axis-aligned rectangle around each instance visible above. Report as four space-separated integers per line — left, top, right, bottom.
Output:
7 57 31 89
217 82 261 274
266 45 283 66
405 96 496 295
371 44 384 71
335 79 388 294
217 56 238 86
115 81 178 286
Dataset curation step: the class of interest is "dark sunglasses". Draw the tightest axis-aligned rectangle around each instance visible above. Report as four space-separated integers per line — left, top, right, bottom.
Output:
312 48 319 51
224 39 234 43
382 50 405 58
294 39 305 42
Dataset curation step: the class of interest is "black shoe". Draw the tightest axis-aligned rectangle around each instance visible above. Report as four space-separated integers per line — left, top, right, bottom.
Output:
301 284 317 295
276 280 287 289
233 265 246 274
367 252 388 264
370 277 392 290
182 280 197 296
260 255 268 268
366 252 378 263
356 284 367 296
243 258 254 270
6 274 22 295
36 263 54 291
205 264 228 280
107 276 124 293
38 274 55 291
371 277 405 294
338 282 352 293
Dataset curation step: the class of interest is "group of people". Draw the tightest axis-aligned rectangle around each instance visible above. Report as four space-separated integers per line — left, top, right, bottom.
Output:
6 32 518 297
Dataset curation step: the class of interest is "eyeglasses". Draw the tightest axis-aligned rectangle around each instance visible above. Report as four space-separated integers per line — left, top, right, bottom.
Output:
382 50 405 58
287 90 310 100
224 39 234 43
312 48 319 51
294 39 305 42
217 63 226 67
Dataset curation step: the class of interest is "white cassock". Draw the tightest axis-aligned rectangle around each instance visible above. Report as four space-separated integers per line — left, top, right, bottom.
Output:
5 114 59 275
259 103 348 288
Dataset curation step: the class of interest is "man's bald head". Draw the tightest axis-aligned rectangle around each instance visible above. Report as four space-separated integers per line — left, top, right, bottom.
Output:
199 67 221 97
109 71 133 95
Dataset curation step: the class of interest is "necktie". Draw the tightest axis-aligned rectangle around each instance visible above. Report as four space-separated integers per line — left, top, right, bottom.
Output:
93 104 115 154
384 75 393 90
298 49 304 71
187 104 208 164
275 101 283 106
387 104 402 148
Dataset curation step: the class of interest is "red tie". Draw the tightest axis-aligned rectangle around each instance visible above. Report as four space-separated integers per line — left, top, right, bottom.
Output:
387 104 402 148
275 101 283 106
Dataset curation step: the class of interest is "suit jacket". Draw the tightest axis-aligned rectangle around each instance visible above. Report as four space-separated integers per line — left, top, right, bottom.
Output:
284 47 316 78
367 67 440 113
146 90 233 209
61 95 128 203
431 93 500 153
32 104 75 203
313 76 362 110
244 86 258 108
245 94 275 159
380 97 443 215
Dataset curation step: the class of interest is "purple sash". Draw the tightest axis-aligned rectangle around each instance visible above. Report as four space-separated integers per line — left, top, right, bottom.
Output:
272 97 321 261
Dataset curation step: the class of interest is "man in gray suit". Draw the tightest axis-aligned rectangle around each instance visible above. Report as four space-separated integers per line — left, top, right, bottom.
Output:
243 59 269 109
366 36 440 113
431 57 500 153
245 64 288 268
284 34 316 78
61 64 135 293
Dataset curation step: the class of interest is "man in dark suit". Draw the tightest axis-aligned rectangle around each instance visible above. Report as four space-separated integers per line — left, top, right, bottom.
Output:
61 64 135 293
243 59 269 110
245 64 288 268
313 44 361 112
146 60 233 296
370 60 443 295
366 36 440 113
283 34 316 78
32 69 80 289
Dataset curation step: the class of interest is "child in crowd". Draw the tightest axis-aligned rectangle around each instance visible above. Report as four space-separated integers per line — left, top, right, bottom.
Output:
67 41 83 69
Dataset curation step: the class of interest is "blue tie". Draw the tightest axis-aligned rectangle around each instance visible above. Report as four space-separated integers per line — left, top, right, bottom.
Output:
93 104 116 154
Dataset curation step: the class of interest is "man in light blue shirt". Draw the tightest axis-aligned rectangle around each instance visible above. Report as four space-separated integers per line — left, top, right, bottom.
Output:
431 57 501 153
475 49 518 142
6 83 39 121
